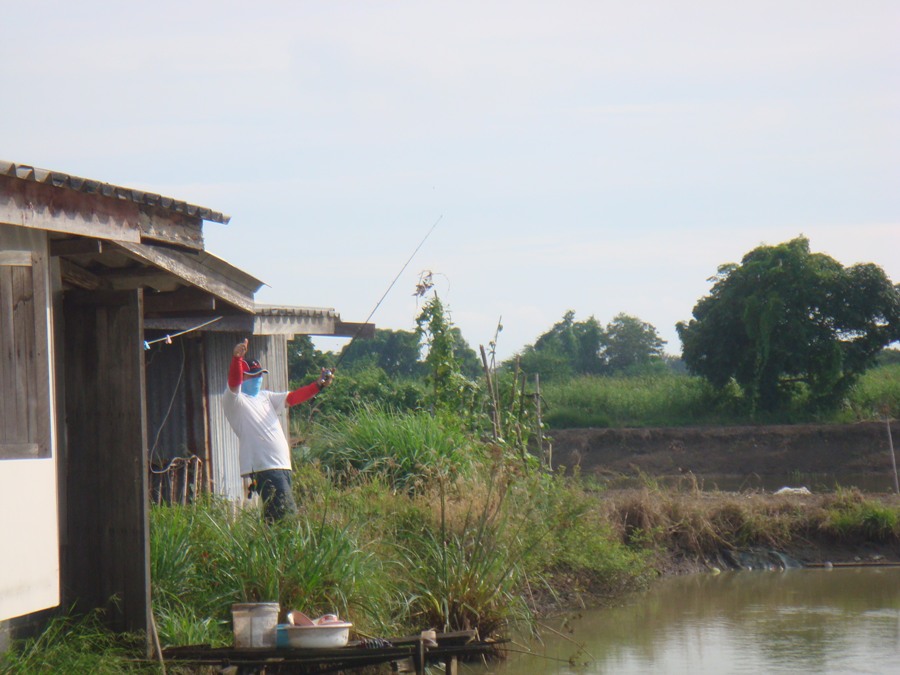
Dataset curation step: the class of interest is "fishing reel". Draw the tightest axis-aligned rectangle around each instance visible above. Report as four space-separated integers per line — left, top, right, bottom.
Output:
318 369 334 388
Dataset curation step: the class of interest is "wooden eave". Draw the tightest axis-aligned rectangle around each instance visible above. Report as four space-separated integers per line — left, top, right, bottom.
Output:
114 242 262 315
144 305 374 338
49 234 263 317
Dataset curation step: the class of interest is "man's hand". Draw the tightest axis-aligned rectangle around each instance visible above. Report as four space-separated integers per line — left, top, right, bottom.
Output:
317 368 335 389
234 339 248 359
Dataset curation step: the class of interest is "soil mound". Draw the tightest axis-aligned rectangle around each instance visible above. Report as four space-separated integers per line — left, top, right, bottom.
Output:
548 422 899 479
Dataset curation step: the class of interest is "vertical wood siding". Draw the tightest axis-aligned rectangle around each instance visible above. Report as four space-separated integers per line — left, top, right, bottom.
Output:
62 289 150 635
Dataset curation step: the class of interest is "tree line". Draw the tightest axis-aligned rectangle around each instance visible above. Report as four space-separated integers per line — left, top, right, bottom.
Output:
289 236 900 419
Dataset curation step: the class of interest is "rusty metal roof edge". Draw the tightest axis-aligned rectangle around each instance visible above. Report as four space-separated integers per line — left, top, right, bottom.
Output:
254 303 339 318
0 159 231 225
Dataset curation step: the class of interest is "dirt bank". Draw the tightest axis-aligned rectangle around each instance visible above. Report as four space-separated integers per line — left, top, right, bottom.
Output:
548 421 899 479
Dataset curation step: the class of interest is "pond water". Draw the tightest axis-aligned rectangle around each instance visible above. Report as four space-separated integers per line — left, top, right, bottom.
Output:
467 567 900 675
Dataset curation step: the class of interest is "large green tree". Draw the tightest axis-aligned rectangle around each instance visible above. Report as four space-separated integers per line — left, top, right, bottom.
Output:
516 310 605 380
336 328 424 377
286 335 330 383
601 313 667 373
515 311 668 378
676 237 900 412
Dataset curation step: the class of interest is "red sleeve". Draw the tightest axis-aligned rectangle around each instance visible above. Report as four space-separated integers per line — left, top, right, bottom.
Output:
286 381 321 407
228 356 247 389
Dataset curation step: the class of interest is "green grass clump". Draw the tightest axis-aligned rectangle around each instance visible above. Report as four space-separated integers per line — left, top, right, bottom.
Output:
822 488 900 542
302 406 484 492
0 609 152 674
394 489 532 637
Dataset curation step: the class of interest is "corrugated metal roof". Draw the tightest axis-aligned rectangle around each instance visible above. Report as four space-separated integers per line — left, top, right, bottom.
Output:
0 159 230 224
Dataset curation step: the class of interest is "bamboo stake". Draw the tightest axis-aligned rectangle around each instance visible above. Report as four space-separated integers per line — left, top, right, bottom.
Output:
886 414 898 495
479 345 500 441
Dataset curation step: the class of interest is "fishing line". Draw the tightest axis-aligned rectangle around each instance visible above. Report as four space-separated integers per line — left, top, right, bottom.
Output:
331 214 443 371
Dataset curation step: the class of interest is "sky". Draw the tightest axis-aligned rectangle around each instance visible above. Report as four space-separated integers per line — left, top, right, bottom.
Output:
3 2 898 361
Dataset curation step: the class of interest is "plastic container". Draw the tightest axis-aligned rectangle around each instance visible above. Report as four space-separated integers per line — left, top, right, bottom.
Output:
277 622 353 648
232 602 280 648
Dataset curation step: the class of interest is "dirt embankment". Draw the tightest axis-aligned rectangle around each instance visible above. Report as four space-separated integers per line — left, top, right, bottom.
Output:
547 421 899 480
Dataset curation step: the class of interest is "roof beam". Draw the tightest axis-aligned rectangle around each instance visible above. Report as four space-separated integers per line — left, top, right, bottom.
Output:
59 258 109 291
333 321 375 339
113 242 256 313
49 237 104 257
143 287 217 314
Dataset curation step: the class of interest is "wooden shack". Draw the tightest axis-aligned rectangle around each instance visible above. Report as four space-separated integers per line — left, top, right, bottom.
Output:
0 160 362 651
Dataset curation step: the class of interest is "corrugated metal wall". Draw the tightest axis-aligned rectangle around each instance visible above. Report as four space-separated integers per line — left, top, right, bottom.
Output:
145 332 207 503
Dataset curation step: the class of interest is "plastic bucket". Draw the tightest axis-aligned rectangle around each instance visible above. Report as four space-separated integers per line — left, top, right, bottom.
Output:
232 602 280 648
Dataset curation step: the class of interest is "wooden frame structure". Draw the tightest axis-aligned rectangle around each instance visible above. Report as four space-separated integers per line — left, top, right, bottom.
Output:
0 161 363 652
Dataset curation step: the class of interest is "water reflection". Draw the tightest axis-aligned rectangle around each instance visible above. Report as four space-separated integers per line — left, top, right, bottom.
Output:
469 568 900 675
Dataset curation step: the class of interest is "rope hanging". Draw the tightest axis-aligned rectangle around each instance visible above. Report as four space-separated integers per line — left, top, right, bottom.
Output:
143 316 223 350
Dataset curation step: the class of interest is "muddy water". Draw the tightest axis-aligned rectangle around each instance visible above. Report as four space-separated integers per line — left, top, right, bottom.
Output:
470 567 900 674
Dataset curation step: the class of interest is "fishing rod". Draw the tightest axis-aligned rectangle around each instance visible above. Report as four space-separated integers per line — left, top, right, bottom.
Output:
327 214 443 374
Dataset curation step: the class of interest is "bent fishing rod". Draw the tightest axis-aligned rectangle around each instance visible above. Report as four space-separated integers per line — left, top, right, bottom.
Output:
325 214 443 375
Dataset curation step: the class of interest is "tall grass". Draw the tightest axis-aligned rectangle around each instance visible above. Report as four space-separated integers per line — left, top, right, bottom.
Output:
542 373 739 428
540 364 900 428
302 405 484 492
0 609 153 674
844 363 900 420
393 472 537 637
822 487 900 541
149 498 396 646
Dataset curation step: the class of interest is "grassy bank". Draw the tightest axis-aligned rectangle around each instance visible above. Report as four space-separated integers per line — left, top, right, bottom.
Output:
4 408 900 672
540 364 900 428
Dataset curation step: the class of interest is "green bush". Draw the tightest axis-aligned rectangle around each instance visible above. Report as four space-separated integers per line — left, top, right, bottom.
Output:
846 363 900 420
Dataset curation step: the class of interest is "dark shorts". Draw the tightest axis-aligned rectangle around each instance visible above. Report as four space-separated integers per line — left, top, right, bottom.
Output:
251 469 297 522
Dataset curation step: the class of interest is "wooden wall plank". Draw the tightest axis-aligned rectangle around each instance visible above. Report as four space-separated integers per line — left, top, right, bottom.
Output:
62 289 150 639
32 246 52 459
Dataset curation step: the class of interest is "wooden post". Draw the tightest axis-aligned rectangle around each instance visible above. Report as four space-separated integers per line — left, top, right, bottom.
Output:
535 374 550 470
479 345 500 441
886 414 899 495
417 637 425 675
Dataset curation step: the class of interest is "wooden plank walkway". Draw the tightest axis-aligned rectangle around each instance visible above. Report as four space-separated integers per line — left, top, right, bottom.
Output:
162 630 503 674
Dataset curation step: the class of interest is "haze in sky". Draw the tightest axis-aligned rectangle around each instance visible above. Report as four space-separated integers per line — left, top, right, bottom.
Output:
3 2 898 360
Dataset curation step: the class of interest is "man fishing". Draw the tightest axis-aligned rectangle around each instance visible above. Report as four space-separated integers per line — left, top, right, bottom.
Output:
224 339 334 522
